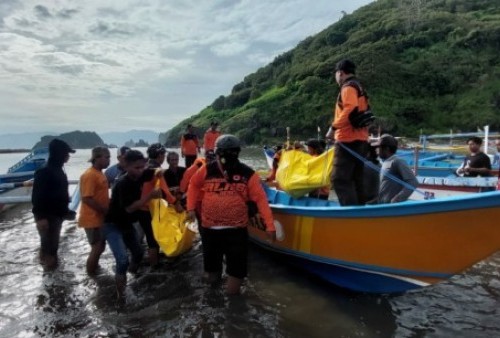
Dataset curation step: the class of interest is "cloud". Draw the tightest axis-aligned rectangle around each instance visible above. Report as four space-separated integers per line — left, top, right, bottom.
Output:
0 0 373 135
33 5 52 19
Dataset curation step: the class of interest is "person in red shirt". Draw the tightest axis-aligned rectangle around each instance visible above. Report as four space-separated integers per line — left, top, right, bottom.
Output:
203 121 221 154
180 124 200 168
187 134 275 294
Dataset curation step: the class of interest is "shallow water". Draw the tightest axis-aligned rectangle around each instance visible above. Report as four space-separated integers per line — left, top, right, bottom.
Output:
0 148 499 337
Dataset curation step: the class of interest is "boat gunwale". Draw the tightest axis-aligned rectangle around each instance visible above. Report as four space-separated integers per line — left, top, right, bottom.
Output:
265 187 500 218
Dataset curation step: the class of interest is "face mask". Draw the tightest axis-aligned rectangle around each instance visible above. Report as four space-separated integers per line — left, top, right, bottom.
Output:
218 151 239 168
335 71 342 85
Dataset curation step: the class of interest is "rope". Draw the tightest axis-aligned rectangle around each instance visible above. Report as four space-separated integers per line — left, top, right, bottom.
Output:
337 142 434 199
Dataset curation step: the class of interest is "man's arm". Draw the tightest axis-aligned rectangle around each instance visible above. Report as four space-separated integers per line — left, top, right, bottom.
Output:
466 154 492 176
391 159 418 203
80 174 108 214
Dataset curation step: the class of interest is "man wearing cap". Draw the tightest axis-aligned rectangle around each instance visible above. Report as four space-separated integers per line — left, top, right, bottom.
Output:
373 134 418 203
329 59 370 206
203 122 221 155
32 138 76 270
187 134 276 295
78 146 111 274
105 146 130 188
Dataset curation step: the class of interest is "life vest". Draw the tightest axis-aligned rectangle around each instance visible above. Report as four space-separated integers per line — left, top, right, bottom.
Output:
337 79 374 129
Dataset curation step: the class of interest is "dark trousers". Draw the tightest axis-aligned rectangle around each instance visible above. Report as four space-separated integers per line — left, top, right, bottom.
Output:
137 210 159 249
332 141 367 206
199 227 248 279
185 155 197 168
38 216 64 256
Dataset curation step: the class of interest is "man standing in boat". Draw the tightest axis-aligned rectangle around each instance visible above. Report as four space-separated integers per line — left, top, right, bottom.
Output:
32 139 76 270
372 134 418 203
456 136 493 192
328 59 370 206
78 146 111 274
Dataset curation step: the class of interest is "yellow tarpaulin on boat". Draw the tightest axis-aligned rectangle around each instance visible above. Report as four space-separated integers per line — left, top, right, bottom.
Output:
275 148 334 198
150 198 195 257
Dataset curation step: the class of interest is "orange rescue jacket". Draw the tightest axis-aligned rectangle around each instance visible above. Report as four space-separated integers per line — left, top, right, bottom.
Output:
332 77 369 143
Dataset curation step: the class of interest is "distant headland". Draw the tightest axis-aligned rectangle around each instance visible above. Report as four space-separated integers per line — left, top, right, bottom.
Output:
0 129 159 151
0 149 31 154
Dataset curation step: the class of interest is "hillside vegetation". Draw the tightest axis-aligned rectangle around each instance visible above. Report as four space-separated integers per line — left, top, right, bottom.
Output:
163 0 500 146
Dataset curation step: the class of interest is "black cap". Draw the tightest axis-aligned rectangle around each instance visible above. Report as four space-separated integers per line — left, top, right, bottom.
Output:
49 139 75 155
371 134 398 149
335 59 356 74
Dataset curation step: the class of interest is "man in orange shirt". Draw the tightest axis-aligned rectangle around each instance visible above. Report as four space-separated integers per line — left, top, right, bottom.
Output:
203 121 221 155
181 124 200 168
78 146 111 274
330 59 369 206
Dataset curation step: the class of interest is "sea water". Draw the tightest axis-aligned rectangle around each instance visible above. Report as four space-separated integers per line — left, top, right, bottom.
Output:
0 148 499 337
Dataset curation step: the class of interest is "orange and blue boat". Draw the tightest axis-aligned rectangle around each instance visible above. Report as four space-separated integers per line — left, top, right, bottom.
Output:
248 185 500 293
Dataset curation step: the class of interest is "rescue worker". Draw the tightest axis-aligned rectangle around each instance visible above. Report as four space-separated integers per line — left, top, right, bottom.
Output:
181 124 200 168
329 59 370 206
187 134 276 294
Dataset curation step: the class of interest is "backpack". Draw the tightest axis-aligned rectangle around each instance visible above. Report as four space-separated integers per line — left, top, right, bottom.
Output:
338 79 375 129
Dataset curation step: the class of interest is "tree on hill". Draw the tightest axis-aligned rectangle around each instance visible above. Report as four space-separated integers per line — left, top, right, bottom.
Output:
164 0 500 146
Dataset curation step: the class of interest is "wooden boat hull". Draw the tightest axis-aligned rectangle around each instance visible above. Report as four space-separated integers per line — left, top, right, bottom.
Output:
248 186 500 293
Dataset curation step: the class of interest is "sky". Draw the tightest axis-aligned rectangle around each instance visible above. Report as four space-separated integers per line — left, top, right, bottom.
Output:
0 0 373 135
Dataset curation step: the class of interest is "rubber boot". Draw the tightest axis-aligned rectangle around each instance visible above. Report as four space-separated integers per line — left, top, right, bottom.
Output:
148 248 159 268
115 274 127 299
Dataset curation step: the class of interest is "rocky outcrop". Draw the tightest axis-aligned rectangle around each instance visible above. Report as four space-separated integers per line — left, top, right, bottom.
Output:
33 131 105 150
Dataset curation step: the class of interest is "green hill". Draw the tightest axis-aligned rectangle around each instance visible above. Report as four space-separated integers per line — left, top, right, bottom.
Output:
163 0 500 146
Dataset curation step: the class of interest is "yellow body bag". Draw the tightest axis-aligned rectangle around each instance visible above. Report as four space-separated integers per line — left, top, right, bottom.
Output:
275 148 334 198
149 198 196 257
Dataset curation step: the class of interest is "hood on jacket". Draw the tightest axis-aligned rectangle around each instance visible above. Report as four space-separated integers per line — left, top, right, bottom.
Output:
48 139 75 166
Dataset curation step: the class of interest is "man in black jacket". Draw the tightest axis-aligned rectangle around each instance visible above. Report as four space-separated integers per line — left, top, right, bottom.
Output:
32 139 75 270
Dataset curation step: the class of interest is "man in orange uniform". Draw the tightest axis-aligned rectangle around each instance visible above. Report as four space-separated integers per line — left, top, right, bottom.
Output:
330 59 369 206
187 135 275 294
180 124 200 168
78 146 111 274
203 121 221 155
